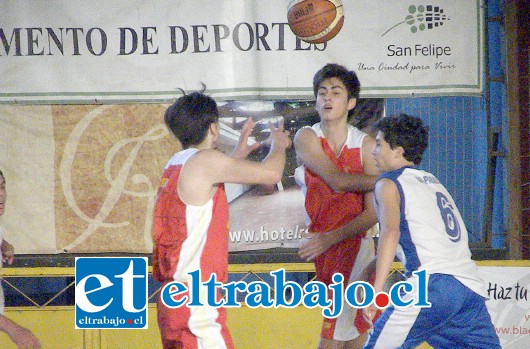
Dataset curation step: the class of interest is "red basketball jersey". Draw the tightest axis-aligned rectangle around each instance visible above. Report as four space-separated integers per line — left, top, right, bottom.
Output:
299 123 366 234
152 148 229 284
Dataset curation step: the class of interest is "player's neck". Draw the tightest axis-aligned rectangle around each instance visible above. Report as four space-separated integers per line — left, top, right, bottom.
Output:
394 159 415 170
196 131 217 150
320 120 348 155
187 140 214 152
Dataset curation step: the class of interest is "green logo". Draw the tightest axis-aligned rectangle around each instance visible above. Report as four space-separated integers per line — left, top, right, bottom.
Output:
382 5 450 37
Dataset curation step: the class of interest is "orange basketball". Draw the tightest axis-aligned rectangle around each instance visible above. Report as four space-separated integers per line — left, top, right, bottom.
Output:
287 0 344 44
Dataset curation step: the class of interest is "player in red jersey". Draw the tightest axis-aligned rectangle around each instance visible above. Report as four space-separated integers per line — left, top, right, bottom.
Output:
294 64 380 349
152 87 291 349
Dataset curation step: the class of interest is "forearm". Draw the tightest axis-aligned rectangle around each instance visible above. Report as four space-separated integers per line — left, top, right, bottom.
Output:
0 315 25 340
325 135 379 193
328 172 378 193
327 191 377 244
0 314 15 334
0 315 41 349
259 145 287 184
327 209 377 245
299 200 377 262
295 128 377 193
373 230 400 293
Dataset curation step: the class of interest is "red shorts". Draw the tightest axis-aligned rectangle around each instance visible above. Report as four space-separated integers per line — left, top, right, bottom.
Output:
315 236 375 341
157 285 234 349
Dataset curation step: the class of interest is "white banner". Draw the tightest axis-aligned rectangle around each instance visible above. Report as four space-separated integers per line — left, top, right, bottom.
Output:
479 265 530 348
0 0 484 103
0 103 307 254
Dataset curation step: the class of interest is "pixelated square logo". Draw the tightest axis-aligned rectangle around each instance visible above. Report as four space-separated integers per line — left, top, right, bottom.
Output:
75 257 148 329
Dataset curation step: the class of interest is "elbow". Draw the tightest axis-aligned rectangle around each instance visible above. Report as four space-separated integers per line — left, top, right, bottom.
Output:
264 171 283 185
271 172 283 185
380 229 400 241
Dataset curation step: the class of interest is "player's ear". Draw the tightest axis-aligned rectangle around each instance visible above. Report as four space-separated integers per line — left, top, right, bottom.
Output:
347 97 357 111
394 146 405 158
209 121 220 137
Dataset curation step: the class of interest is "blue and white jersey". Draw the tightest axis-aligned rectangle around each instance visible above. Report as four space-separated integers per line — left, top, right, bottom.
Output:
380 166 487 298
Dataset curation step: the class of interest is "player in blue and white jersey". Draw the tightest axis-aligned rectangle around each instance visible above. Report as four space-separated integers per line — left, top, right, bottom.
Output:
363 114 500 348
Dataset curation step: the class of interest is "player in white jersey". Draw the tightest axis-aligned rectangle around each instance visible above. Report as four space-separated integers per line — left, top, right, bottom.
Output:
363 115 501 348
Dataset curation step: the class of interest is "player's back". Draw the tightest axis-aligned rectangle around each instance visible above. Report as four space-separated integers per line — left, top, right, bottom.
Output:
152 148 230 284
382 166 487 297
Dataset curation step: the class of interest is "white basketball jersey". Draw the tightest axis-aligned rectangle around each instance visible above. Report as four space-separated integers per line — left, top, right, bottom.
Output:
381 166 487 297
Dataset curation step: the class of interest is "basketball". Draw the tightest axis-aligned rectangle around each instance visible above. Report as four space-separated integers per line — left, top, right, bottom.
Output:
287 0 344 44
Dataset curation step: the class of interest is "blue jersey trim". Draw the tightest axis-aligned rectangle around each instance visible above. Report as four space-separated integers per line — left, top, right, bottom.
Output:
379 167 421 277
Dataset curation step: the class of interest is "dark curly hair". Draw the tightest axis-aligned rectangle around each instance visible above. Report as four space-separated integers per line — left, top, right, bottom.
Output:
350 98 384 133
164 85 219 149
375 114 429 165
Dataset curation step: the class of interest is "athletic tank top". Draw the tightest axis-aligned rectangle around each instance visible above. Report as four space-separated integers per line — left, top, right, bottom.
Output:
152 148 230 284
381 166 487 297
295 123 367 234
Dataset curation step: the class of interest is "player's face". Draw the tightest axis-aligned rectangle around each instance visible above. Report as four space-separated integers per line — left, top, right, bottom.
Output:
372 131 396 172
0 176 5 216
315 78 356 122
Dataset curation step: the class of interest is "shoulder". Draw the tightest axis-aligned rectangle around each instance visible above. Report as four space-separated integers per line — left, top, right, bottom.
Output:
294 125 320 148
361 133 375 148
375 177 398 191
346 124 367 143
380 167 410 181
376 168 413 193
178 149 231 196
295 124 320 137
180 149 231 179
166 148 200 166
374 177 400 204
187 148 228 165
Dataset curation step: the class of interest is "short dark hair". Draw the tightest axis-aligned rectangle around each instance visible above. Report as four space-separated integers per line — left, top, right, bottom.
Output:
313 63 361 100
164 86 219 148
0 169 4 182
375 114 429 165
313 63 361 120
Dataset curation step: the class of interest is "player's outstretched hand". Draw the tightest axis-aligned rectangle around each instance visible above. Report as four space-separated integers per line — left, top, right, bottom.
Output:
298 233 333 261
363 304 378 328
1 240 14 265
231 118 261 159
268 119 291 151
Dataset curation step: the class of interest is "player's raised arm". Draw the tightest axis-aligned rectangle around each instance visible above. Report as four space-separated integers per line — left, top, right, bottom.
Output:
178 121 291 206
213 120 291 186
298 134 379 261
294 127 377 193
229 117 261 160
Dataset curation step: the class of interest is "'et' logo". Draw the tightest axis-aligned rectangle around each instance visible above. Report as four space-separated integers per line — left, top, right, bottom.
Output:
75 257 148 329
